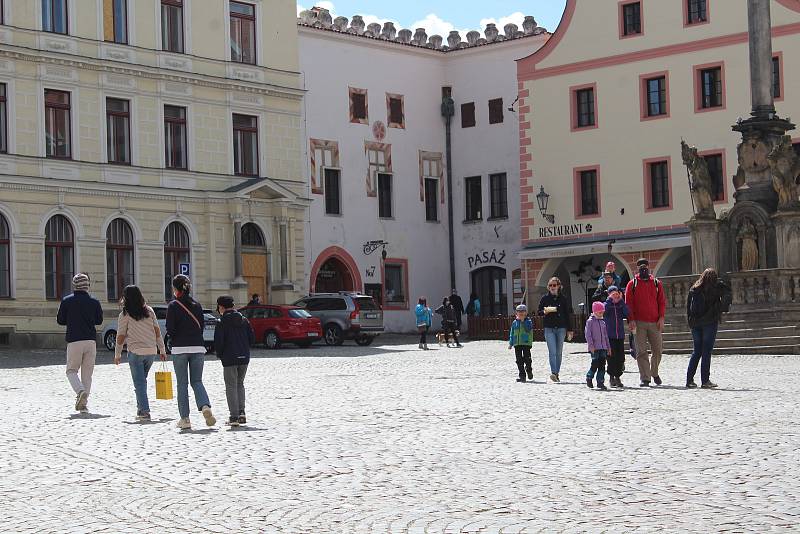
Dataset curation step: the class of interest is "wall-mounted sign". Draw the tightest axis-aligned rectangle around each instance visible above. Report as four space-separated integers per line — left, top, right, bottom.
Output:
538 223 593 239
468 249 506 269
365 266 376 278
363 240 388 256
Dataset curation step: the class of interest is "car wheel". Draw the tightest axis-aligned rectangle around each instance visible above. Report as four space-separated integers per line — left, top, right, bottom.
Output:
354 335 374 346
324 324 344 346
296 340 313 348
103 330 116 351
264 331 281 350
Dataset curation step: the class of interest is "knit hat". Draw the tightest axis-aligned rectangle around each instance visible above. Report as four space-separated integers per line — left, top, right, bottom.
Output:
607 285 620 293
591 301 605 314
217 295 235 309
72 273 90 292
515 304 528 312
637 258 650 267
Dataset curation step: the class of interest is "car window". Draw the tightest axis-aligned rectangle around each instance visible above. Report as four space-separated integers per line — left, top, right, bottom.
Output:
250 308 268 319
269 309 283 318
293 299 308 308
355 297 379 311
305 299 328 311
288 309 312 319
240 308 253 319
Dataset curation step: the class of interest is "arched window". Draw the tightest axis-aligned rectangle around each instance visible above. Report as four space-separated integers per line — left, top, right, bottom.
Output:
45 215 75 300
0 213 10 298
241 222 264 248
164 221 190 300
106 218 135 301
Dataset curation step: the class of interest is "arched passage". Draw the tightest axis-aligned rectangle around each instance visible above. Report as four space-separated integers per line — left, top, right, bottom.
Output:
310 246 362 294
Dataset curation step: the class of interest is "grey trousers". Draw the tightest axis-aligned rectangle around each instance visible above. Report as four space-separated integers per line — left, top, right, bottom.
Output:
223 364 248 418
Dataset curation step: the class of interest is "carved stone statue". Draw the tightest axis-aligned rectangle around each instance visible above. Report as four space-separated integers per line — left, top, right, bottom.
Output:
738 219 759 271
681 140 716 219
767 135 800 210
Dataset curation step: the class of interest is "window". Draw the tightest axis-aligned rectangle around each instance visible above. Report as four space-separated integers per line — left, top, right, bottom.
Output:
44 215 74 300
106 218 134 301
687 0 707 24
772 55 781 99
241 223 264 247
230 1 256 64
644 76 667 117
424 178 438 221
0 1 4 25
310 139 339 195
698 66 723 109
489 173 508 219
233 114 258 176
163 221 189 300
387 94 404 129
42 0 68 34
421 155 441 222
349 87 368 124
377 173 393 218
488 98 504 124
0 213 9 298
324 168 341 215
103 0 128 44
461 102 476 128
465 176 482 221
648 160 671 209
0 84 6 154
366 144 389 196
578 169 599 216
45 90 71 159
621 2 642 37
161 0 184 53
106 98 131 165
383 261 408 308
574 87 596 128
703 153 725 202
471 266 507 317
164 105 187 170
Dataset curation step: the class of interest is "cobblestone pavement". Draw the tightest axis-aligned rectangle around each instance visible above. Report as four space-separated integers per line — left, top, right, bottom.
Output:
1 338 799 533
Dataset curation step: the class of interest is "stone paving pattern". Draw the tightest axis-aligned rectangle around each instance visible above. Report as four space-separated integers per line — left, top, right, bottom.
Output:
1 339 798 533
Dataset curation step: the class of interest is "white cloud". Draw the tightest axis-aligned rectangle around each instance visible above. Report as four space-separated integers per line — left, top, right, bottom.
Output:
408 13 469 38
479 11 527 31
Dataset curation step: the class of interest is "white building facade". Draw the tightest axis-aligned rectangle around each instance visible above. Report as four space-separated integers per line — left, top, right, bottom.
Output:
298 9 548 331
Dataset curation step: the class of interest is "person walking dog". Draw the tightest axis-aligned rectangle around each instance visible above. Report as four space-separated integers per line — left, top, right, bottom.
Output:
113 285 167 421
57 273 103 413
166 274 216 430
625 258 666 387
686 269 732 389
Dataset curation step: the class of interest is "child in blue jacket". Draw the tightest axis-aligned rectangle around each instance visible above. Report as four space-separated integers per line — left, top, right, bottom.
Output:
508 304 534 383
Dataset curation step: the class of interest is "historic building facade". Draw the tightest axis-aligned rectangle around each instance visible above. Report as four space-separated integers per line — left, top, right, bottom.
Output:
517 0 800 311
0 1 307 347
299 9 548 330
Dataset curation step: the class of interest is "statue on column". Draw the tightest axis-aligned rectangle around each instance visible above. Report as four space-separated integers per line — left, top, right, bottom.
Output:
681 140 716 219
738 218 759 271
767 135 800 210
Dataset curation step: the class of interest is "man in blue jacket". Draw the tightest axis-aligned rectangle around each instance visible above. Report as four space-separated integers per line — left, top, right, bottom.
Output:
56 273 103 413
214 296 255 427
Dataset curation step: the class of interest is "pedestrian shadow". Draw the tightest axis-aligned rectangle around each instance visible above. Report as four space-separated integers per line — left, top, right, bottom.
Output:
122 418 174 425
179 428 219 435
227 426 267 432
67 413 111 420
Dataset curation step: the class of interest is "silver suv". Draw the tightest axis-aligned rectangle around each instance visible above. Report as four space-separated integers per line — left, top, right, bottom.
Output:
293 293 384 346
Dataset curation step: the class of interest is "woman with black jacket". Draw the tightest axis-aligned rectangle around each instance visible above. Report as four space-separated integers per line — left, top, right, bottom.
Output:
537 277 574 383
686 268 731 389
166 274 216 430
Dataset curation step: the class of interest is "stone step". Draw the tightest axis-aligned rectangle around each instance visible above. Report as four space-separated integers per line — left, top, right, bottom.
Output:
663 325 798 340
663 344 800 355
663 335 800 349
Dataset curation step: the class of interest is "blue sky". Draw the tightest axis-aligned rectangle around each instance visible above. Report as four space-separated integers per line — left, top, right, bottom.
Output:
296 1 568 36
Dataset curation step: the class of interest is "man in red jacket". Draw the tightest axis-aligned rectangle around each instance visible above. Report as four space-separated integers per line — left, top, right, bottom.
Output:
625 258 666 387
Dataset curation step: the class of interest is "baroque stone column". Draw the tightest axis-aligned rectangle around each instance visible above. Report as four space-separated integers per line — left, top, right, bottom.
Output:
747 0 775 120
232 218 247 288
688 218 721 273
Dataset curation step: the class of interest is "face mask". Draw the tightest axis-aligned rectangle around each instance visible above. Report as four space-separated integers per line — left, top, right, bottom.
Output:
639 267 650 279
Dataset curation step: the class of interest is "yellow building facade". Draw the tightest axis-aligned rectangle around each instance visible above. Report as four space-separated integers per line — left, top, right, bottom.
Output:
0 1 308 347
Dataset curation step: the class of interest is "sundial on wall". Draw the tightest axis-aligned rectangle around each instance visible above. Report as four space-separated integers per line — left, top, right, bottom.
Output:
372 120 386 141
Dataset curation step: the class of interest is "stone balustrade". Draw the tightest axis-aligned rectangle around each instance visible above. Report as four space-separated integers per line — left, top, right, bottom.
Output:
661 269 800 309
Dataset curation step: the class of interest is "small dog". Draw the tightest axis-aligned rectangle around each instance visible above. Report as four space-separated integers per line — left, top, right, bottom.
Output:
436 330 460 346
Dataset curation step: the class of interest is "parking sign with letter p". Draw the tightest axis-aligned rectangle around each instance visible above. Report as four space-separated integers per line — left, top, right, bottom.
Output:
179 263 190 276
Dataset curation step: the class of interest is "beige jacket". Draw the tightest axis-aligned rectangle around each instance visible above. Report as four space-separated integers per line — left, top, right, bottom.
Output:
115 306 166 359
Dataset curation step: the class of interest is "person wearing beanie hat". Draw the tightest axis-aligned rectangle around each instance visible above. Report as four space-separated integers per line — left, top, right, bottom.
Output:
214 295 255 427
508 303 534 382
56 273 104 413
604 286 630 388
585 301 611 390
597 261 622 288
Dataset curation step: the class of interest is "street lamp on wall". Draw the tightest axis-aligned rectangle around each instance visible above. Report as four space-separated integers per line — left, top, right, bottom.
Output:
536 185 555 224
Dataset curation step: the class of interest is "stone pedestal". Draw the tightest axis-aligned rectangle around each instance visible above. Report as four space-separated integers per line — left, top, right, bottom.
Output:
772 211 800 268
688 218 720 273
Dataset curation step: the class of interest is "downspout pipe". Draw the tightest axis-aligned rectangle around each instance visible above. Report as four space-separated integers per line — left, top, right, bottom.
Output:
441 94 456 291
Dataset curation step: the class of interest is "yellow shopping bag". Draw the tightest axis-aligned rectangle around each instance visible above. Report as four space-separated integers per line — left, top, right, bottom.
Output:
155 362 174 400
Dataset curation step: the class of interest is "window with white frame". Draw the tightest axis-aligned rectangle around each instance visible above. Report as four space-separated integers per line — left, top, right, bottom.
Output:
423 157 440 222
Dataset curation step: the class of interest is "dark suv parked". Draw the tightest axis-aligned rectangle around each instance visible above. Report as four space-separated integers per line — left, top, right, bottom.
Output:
293 293 384 346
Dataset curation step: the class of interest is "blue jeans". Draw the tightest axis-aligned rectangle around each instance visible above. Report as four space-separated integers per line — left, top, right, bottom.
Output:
171 352 211 419
587 349 608 385
544 327 566 374
688 323 719 385
128 352 155 415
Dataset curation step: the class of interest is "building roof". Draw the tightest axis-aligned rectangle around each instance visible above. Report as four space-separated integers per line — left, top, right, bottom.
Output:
298 7 550 53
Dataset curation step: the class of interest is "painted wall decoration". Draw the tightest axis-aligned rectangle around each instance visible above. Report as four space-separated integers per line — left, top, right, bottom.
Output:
372 120 386 141
364 141 392 197
309 138 340 195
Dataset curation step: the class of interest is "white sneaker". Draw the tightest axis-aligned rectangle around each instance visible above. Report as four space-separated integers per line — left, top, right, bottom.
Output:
201 406 216 427
176 417 191 429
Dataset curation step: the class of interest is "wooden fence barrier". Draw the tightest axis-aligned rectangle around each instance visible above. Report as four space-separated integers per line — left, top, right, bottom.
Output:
467 314 588 342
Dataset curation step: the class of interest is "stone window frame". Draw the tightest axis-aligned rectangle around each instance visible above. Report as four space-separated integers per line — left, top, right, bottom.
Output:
44 88 73 160
570 83 598 132
309 138 339 195
573 165 601 219
349 87 368 125
772 52 784 102
42 0 70 35
386 93 405 129
694 61 726 113
0 82 6 154
460 102 476 128
103 0 128 44
365 141 391 198
159 0 187 55
489 172 508 220
618 0 643 39
488 98 504 125
232 113 260 177
698 148 728 204
419 151 444 222
684 0 710 27
643 156 673 212
639 70 670 121
0 209 11 299
382 258 409 311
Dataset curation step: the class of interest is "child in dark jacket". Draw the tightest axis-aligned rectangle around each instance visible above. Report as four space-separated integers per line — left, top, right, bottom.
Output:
508 304 534 383
585 301 611 390
604 286 630 388
214 296 255 427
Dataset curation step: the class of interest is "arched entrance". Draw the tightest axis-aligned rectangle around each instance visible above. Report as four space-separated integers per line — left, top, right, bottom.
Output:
310 246 362 294
471 266 508 316
241 223 268 302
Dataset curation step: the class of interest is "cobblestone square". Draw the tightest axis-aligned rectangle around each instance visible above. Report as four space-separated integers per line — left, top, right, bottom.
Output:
1 339 798 533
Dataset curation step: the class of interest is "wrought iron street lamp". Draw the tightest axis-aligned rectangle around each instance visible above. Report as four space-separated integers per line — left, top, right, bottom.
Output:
536 185 555 224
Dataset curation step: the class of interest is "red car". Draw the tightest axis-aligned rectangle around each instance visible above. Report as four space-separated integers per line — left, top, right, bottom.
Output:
239 305 323 349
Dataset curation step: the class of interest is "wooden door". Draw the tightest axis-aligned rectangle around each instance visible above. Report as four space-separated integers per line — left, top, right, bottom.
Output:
243 253 268 303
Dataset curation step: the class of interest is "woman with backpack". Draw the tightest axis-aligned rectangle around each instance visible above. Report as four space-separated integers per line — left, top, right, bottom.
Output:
113 285 167 421
166 274 216 429
686 268 732 389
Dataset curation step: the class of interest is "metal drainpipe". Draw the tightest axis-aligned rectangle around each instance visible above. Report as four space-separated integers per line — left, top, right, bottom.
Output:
442 93 456 291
